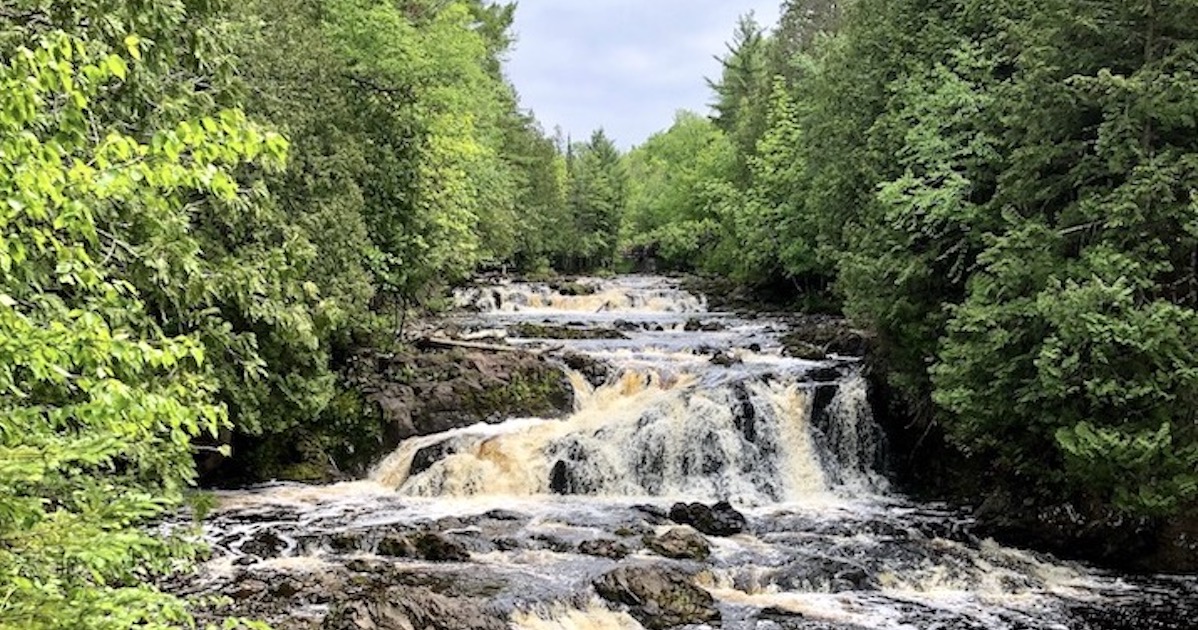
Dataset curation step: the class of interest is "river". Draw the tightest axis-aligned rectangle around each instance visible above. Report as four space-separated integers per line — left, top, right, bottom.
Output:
176 276 1198 629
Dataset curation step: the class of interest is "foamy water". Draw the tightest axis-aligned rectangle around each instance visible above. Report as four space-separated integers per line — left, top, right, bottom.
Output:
181 277 1196 629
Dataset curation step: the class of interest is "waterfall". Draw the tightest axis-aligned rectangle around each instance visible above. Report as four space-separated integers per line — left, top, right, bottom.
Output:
187 277 1192 630
371 278 887 504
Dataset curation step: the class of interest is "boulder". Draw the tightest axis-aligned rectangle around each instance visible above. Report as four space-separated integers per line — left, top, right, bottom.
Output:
644 527 710 560
560 351 613 388
377 532 470 562
323 586 506 630
710 350 742 367
593 565 720 629
241 528 287 559
579 539 631 560
668 501 747 537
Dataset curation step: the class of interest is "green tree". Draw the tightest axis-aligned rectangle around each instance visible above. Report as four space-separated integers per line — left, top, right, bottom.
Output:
563 129 626 271
0 22 284 628
620 111 733 271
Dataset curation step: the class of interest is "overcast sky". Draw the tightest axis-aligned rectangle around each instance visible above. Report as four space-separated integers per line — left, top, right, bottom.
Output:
503 1 781 149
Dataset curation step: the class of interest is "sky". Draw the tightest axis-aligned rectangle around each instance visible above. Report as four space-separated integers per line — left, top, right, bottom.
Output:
502 1 781 149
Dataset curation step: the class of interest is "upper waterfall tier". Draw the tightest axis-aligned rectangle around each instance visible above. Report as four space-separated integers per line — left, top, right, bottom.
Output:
454 276 707 314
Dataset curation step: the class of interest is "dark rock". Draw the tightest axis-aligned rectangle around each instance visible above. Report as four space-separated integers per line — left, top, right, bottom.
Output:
409 439 460 477
550 460 574 494
241 529 287 559
807 366 843 383
780 317 871 359
377 532 470 562
593 565 720 629
669 501 747 537
512 322 628 340
271 578 303 598
549 281 597 296
229 578 268 600
328 531 367 553
972 490 1162 571
323 586 507 630
786 340 827 361
560 352 613 388
710 350 742 367
213 346 576 486
644 527 710 560
362 349 575 445
773 558 879 592
579 539 631 559
494 537 523 551
613 319 642 332
482 509 525 522
633 504 671 524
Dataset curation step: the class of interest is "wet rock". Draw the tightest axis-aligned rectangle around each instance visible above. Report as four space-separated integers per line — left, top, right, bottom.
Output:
780 317 871 359
710 350 742 367
579 539 631 559
272 578 303 598
358 348 575 446
560 351 613 388
684 318 726 332
512 322 627 340
549 281 597 296
550 460 571 494
770 557 879 593
482 509 525 522
612 319 642 332
786 340 827 361
229 578 268 600
807 366 844 383
328 531 367 553
644 527 710 560
324 586 507 630
593 565 720 629
669 501 747 536
633 504 671 525
410 439 461 477
213 346 577 485
241 529 287 559
376 532 470 562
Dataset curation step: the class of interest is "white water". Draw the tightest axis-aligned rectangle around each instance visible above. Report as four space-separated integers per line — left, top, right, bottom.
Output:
185 277 1195 629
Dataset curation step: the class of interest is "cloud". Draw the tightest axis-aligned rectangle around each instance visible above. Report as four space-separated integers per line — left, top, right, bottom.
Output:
504 0 781 149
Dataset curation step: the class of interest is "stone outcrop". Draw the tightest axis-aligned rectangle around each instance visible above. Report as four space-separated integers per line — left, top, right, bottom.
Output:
668 501 747 537
643 527 710 560
593 565 720 629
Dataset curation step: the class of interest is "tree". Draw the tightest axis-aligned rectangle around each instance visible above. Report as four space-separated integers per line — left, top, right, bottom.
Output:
563 129 626 271
0 20 284 628
620 111 732 272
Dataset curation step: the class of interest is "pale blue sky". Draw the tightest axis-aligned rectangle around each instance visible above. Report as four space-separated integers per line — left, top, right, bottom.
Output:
503 1 781 149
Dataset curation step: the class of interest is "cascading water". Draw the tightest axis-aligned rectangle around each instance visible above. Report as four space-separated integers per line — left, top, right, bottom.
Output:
177 277 1198 630
372 367 882 503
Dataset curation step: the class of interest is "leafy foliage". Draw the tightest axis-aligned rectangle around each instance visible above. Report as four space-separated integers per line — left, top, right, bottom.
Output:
634 0 1198 517
0 18 284 628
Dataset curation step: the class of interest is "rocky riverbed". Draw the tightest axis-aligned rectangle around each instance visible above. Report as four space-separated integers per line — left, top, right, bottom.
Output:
170 276 1198 629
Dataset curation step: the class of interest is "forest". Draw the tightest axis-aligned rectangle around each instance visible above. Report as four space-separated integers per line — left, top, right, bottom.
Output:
2 0 1198 627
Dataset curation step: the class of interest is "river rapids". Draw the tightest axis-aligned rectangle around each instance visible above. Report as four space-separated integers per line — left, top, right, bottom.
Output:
176 276 1198 629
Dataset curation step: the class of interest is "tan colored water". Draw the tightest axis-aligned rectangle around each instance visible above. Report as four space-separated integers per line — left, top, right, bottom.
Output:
184 277 1195 630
